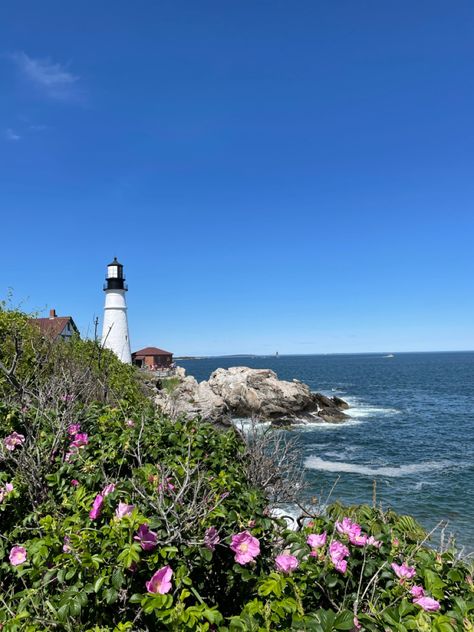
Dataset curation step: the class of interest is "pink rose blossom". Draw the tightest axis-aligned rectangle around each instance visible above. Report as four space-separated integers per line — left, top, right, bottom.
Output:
70 433 88 448
4 432 26 451
307 532 327 549
158 477 175 493
63 536 71 553
230 531 260 565
410 585 425 599
391 562 416 580
125 419 135 427
9 546 27 566
68 424 81 436
275 554 299 573
134 524 158 551
89 493 104 520
71 479 79 486
146 565 173 594
336 517 362 539
349 532 368 547
102 483 116 496
367 536 382 548
329 540 349 573
353 616 362 630
413 596 440 612
204 527 220 551
5 483 13 493
115 502 135 519
329 540 349 562
334 558 348 573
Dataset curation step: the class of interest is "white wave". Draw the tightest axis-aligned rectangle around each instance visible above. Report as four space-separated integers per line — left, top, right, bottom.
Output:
231 418 272 435
270 506 300 530
292 418 364 431
305 456 454 478
342 396 400 419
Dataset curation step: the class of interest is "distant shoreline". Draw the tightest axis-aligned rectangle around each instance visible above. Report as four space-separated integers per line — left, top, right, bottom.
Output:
175 350 474 360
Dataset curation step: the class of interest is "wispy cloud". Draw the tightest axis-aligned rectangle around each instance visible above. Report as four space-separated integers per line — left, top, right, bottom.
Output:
5 128 21 141
9 51 79 100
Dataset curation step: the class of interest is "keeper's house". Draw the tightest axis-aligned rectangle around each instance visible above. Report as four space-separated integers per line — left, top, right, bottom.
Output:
132 347 173 370
32 309 79 341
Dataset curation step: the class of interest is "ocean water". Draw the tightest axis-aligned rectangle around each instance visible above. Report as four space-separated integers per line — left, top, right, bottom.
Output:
180 352 474 551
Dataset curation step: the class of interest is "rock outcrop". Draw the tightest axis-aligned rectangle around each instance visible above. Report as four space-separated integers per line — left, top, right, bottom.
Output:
155 366 350 426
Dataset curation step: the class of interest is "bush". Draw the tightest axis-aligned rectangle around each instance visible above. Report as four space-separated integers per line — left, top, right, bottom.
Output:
0 307 473 630
1 402 473 631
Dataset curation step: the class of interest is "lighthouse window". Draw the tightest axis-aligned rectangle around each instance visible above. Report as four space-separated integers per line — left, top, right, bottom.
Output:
107 266 118 278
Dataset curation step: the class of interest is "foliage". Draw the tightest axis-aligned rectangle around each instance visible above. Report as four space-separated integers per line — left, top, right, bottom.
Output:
0 306 148 409
0 307 473 630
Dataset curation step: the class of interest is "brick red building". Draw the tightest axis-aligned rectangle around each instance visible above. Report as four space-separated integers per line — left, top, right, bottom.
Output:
32 309 79 340
132 347 173 370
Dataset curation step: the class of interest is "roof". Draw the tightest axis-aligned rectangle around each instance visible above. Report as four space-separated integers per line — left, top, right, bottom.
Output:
32 316 78 339
108 257 123 267
132 347 173 357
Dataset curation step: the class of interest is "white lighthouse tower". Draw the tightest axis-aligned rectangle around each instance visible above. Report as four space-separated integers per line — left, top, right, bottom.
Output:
101 257 132 364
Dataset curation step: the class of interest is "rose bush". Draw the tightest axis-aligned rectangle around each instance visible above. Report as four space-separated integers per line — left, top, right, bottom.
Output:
0 307 473 630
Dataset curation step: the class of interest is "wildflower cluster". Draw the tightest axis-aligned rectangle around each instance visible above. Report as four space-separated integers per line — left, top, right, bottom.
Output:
1 404 473 630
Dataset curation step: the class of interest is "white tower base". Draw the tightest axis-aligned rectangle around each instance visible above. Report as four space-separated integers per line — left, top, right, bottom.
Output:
102 289 132 364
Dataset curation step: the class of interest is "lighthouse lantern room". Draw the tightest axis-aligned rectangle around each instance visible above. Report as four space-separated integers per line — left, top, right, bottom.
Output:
101 257 132 363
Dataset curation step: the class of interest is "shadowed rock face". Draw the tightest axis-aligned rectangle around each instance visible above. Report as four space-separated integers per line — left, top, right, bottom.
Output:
154 366 350 425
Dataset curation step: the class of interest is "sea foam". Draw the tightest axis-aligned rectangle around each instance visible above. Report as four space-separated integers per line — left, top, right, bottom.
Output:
304 456 454 478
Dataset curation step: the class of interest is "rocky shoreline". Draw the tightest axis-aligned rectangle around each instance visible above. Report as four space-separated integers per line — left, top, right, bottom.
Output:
153 366 350 426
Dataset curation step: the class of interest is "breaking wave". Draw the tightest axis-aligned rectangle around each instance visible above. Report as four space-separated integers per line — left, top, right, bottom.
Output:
304 456 454 478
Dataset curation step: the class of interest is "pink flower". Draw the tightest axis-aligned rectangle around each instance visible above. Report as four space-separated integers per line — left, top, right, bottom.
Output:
63 536 71 553
391 562 416 580
67 424 81 436
275 554 299 573
336 517 361 539
334 558 347 573
230 531 260 565
349 532 368 547
9 546 27 566
146 565 173 594
413 596 440 612
115 502 135 519
134 524 158 551
70 433 88 448
125 419 135 427
329 540 349 573
5 482 13 493
4 432 26 451
410 585 425 599
102 483 116 496
367 536 382 548
329 540 349 562
204 527 220 551
158 477 175 493
353 616 362 630
71 479 79 486
307 532 327 549
89 493 104 520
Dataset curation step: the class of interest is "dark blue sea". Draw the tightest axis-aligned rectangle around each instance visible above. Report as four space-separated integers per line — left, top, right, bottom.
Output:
180 352 474 552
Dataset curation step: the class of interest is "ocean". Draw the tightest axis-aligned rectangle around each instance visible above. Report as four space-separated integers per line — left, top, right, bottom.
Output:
179 352 474 552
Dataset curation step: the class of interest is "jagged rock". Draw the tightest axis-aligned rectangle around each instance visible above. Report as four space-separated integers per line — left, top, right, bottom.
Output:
332 395 350 410
154 366 350 426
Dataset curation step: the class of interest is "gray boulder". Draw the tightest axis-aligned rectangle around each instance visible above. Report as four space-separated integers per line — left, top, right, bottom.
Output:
154 366 350 425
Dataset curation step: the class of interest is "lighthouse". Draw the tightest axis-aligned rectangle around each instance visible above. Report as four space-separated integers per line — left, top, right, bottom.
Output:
101 257 132 364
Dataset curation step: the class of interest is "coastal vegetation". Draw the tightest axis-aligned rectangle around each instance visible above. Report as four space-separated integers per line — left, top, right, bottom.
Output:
1 307 473 631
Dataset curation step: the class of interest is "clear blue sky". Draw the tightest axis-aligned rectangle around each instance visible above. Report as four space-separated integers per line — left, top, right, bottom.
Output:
1 1 473 355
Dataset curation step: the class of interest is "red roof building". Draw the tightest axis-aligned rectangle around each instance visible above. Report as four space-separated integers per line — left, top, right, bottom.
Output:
132 347 173 370
32 309 79 341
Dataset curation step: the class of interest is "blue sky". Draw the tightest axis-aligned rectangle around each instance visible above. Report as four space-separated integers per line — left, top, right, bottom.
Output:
1 1 473 355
